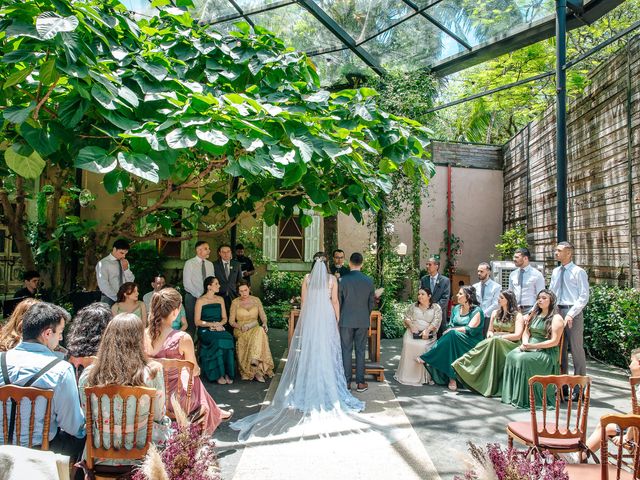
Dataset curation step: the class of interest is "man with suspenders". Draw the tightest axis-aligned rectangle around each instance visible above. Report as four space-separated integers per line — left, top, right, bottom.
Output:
0 302 85 458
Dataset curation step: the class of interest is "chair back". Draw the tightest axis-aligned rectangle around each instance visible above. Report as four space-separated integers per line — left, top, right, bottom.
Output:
68 356 96 384
599 413 640 480
528 375 591 447
155 358 194 419
83 385 156 469
630 377 640 415
0 385 53 449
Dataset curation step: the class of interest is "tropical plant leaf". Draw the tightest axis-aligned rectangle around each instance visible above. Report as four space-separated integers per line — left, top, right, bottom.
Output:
5 144 46 178
35 12 79 40
75 146 117 173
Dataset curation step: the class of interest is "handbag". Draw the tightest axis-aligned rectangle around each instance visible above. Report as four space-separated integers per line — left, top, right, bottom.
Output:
412 330 425 340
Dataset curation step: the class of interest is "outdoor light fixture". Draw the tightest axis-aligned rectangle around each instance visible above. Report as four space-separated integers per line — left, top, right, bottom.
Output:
396 242 407 257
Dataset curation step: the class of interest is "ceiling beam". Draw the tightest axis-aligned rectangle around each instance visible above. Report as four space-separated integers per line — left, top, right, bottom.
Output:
296 0 385 76
430 0 626 77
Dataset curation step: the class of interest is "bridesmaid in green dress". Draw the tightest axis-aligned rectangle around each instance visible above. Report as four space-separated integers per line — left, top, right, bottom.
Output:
501 289 564 409
418 285 484 391
195 276 235 385
453 289 524 396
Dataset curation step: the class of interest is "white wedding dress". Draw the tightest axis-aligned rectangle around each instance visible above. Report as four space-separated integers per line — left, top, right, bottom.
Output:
230 259 365 442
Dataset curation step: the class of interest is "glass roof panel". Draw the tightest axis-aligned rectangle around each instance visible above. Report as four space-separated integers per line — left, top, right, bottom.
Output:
310 0 414 43
310 50 371 86
426 0 555 46
361 13 466 70
193 0 240 24
248 3 346 51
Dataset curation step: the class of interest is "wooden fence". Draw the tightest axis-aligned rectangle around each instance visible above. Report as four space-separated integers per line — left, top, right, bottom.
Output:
503 36 640 287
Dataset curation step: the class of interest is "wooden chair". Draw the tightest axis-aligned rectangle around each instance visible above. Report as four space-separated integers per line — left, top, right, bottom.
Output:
68 356 96 384
630 377 640 415
83 385 156 478
566 413 640 480
0 385 53 449
155 358 194 419
507 375 593 458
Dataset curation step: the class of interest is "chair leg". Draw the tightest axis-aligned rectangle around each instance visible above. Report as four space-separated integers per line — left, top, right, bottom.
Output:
508 436 513 449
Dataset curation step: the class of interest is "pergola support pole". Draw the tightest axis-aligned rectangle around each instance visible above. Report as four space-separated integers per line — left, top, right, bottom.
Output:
556 0 568 244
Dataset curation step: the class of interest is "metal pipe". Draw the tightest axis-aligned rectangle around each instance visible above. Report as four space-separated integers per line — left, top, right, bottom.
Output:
556 0 568 243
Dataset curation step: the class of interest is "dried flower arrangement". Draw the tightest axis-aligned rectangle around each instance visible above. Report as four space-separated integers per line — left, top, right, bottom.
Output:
454 442 569 480
132 397 221 480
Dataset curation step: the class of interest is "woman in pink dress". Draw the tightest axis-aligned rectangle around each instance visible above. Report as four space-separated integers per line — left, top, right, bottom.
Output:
146 288 233 433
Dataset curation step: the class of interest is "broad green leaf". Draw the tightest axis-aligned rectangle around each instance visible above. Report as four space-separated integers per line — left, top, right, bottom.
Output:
5 144 45 179
282 162 306 187
2 50 38 63
20 123 60 156
57 96 88 127
100 109 141 131
91 84 117 110
4 67 33 89
195 128 229 146
136 56 168 82
378 157 398 174
166 128 197 149
35 12 79 40
75 146 117 173
39 59 58 85
103 169 130 194
291 134 313 163
3 102 36 124
118 152 160 183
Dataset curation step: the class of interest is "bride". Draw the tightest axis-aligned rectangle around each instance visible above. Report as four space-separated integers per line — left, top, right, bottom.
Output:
230 251 365 441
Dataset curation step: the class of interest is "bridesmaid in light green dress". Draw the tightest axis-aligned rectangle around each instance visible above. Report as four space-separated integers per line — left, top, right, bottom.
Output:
501 289 564 409
453 289 524 396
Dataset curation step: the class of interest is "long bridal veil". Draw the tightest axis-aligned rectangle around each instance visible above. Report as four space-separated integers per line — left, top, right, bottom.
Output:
229 258 367 442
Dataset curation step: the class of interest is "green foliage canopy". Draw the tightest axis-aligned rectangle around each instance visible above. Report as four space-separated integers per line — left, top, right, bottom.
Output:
0 0 434 246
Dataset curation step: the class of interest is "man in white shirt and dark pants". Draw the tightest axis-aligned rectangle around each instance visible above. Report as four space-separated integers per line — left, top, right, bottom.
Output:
95 239 134 306
508 247 545 313
549 241 589 378
473 262 501 336
183 241 214 335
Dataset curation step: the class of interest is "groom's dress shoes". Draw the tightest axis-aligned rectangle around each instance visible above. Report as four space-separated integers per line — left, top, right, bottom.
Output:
356 383 368 393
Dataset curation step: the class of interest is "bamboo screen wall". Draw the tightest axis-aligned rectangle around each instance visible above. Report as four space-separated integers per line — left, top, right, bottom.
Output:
502 37 640 287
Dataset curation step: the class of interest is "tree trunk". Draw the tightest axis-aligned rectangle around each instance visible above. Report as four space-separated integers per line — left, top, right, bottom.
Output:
0 179 36 272
323 215 338 254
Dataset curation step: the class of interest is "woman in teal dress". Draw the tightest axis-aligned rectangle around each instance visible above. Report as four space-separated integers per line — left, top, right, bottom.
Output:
453 289 524 396
194 276 235 385
501 289 564 409
418 285 484 391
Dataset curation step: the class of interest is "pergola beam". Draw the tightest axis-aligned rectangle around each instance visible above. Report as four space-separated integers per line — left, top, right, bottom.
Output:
400 0 472 51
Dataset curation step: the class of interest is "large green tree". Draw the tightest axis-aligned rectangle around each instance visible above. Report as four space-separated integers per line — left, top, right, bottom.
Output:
0 0 433 287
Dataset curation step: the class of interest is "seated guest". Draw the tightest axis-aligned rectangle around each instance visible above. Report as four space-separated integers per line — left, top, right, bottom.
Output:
581 348 640 462
78 313 171 466
147 288 233 432
501 289 564 409
229 280 274 382
142 274 166 314
14 270 49 301
0 298 39 351
418 285 484 391
194 276 235 385
0 302 85 460
111 281 146 320
453 289 524 396
66 303 112 358
394 288 442 386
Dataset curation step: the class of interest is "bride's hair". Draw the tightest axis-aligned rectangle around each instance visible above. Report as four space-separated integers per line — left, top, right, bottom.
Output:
312 251 330 273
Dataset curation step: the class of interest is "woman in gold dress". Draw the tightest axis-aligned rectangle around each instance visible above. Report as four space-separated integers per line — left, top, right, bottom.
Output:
229 280 274 382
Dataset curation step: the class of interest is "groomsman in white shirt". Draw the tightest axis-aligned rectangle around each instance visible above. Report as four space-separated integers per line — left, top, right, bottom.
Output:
183 241 214 335
95 239 134 306
549 241 589 378
473 262 500 334
508 247 545 314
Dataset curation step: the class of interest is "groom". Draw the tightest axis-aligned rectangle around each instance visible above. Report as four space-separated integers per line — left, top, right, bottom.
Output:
339 252 375 393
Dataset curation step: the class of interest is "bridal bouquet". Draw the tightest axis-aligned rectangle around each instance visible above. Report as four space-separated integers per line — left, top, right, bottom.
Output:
454 442 568 480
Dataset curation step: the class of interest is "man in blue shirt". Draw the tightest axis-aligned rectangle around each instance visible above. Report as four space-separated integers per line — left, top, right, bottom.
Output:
0 302 85 459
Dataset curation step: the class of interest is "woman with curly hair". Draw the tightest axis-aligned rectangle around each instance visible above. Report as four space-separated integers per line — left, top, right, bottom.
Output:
66 302 112 357
147 288 233 433
0 298 39 351
78 313 171 466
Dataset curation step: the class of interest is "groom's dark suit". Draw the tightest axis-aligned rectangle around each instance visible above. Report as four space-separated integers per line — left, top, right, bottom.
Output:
339 270 375 386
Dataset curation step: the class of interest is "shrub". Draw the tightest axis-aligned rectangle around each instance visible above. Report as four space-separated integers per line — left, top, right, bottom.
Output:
264 300 291 330
262 270 305 304
583 285 640 369
495 224 528 260
380 299 412 339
